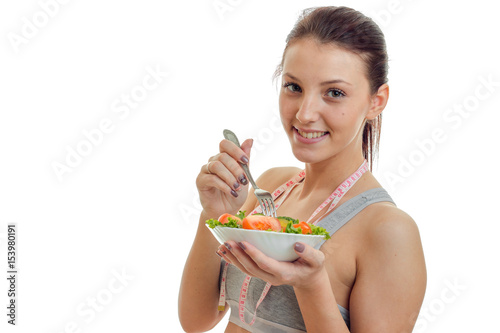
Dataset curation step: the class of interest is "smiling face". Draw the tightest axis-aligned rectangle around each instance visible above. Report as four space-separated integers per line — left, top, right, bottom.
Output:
279 38 384 165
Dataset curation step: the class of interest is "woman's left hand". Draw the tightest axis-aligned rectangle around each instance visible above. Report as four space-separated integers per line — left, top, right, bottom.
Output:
217 240 325 288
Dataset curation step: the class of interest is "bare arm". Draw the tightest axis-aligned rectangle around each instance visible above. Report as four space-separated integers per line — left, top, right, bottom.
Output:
178 138 255 332
178 211 230 332
349 208 427 332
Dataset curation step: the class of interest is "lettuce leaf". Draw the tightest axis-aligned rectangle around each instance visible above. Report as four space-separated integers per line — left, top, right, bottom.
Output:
285 221 302 234
236 210 246 220
310 224 331 239
284 221 330 239
206 218 241 229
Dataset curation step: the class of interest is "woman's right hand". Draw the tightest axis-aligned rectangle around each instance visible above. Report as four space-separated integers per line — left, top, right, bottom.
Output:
196 138 254 219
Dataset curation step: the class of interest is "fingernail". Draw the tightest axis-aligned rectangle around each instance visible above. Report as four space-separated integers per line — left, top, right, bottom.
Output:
233 182 240 189
238 242 246 250
294 242 305 253
224 242 232 251
215 251 222 257
241 156 249 164
231 190 238 197
221 250 227 255
239 175 248 185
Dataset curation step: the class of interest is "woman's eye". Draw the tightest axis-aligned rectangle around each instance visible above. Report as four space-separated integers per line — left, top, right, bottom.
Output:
327 89 345 98
283 82 301 93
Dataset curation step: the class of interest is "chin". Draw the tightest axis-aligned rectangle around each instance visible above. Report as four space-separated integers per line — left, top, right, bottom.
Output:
291 147 329 164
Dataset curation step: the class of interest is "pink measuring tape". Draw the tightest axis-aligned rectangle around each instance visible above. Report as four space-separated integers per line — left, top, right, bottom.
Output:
218 160 369 326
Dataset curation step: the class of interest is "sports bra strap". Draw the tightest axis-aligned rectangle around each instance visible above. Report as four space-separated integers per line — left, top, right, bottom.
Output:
316 187 395 247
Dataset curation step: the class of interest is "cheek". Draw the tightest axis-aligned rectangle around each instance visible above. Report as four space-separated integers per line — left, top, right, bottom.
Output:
326 107 351 127
325 108 365 137
279 94 294 121
337 102 367 124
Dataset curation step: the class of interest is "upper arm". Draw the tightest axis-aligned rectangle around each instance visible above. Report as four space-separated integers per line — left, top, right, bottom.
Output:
349 208 427 332
239 166 301 215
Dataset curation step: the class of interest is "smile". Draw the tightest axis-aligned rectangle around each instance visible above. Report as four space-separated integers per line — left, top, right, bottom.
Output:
295 128 328 139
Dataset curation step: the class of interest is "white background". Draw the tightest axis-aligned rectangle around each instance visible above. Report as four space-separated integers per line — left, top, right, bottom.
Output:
1 0 499 332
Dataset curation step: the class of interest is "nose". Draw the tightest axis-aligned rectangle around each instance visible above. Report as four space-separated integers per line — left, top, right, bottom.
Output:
295 94 320 124
295 94 321 124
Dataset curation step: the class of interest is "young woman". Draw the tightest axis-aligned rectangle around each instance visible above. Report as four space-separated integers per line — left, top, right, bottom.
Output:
179 6 426 333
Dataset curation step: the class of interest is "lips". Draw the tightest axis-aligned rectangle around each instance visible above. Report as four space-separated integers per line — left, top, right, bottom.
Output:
292 126 329 144
295 127 328 139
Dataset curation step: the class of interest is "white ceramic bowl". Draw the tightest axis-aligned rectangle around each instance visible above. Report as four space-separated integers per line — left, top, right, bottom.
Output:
206 225 326 261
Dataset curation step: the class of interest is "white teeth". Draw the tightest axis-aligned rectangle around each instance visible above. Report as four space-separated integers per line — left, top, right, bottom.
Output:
297 129 327 139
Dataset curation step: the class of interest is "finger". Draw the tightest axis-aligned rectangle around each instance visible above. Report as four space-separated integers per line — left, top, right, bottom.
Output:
217 244 251 275
235 241 281 277
197 166 239 198
216 153 249 189
222 241 278 282
240 138 254 159
205 158 243 194
220 139 250 165
216 247 234 266
294 242 325 268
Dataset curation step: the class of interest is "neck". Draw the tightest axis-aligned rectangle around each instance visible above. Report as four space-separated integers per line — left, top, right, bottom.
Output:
299 150 366 200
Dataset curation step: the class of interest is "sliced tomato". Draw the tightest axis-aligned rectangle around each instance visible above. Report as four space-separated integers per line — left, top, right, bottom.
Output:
242 215 281 232
293 221 312 234
218 213 242 226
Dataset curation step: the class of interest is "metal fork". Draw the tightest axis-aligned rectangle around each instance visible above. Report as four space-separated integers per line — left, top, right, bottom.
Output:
223 129 277 217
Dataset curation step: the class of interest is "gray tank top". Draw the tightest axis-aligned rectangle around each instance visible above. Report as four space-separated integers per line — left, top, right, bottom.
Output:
220 187 395 332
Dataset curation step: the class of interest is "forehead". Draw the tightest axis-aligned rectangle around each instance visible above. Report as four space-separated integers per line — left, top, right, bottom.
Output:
282 38 367 87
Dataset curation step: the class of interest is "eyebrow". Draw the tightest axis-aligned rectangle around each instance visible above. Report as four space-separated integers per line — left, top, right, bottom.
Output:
283 72 352 86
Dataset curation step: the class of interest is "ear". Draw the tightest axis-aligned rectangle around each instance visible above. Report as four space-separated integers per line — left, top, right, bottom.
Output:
366 83 389 120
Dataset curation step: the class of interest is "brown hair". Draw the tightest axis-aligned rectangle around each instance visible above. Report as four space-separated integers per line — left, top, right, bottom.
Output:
273 6 389 170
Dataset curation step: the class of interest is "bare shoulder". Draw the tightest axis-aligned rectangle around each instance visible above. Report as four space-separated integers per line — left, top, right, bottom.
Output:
364 204 421 243
255 166 303 191
357 202 425 263
349 200 426 331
